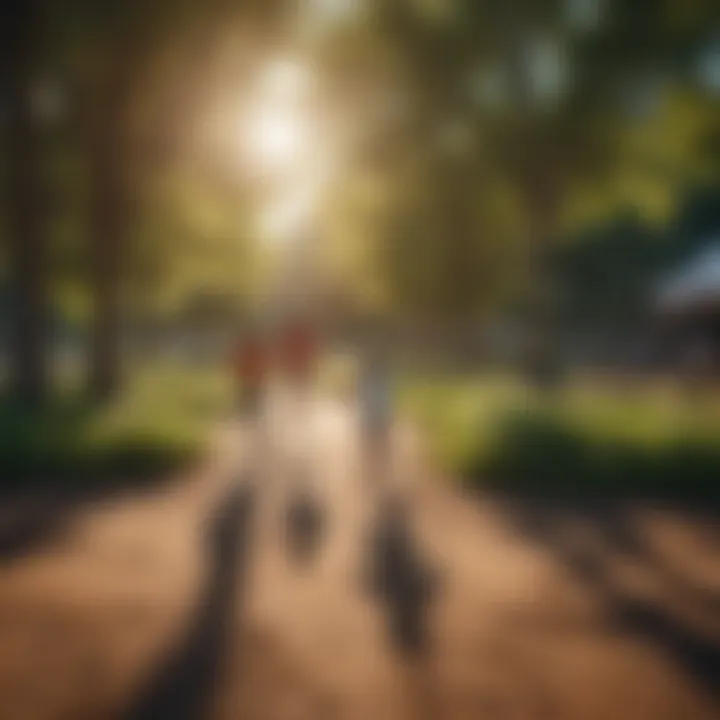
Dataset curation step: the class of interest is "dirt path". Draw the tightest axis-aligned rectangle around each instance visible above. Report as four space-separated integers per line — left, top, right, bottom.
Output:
0 396 718 719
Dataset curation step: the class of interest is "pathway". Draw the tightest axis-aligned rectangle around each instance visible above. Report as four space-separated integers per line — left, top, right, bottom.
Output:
0 394 717 719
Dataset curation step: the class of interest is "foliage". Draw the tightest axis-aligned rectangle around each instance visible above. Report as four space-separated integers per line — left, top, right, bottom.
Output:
481 409 720 502
555 180 720 335
5 0 720 403
403 372 720 501
0 363 231 491
317 0 720 323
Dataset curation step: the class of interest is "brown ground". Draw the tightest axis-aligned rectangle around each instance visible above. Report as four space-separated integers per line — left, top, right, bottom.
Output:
0 395 718 720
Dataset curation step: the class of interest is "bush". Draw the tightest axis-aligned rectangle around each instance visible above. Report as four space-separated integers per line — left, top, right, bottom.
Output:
402 373 720 503
481 411 720 502
0 363 232 494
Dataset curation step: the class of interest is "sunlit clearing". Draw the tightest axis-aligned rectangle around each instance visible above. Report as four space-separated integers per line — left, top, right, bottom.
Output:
249 110 306 171
260 188 315 247
259 141 339 250
243 56 344 251
243 58 314 175
300 0 360 36
263 59 313 102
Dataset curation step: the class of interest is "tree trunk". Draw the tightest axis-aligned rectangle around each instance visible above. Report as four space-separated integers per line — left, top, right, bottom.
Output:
4 0 48 404
87 102 126 402
523 173 563 390
85 19 167 402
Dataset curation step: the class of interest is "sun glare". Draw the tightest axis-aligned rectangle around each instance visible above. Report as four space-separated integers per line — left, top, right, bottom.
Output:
243 58 313 175
252 110 306 170
240 56 341 250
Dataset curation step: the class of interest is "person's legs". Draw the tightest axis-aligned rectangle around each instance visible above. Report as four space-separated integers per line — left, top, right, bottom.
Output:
363 420 390 489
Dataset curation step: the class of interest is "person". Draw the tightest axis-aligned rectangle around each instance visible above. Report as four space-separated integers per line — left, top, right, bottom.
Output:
280 319 319 388
358 344 394 488
275 318 319 466
231 329 267 421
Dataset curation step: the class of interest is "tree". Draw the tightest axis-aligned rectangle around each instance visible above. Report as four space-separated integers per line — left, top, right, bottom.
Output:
3 1 49 403
325 0 719 367
74 0 290 399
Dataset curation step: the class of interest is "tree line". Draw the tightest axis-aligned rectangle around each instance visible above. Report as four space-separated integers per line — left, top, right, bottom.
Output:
3 0 719 404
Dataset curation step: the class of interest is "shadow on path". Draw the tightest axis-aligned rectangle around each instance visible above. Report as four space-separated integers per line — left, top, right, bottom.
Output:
363 494 444 719
0 497 70 561
284 476 326 568
0 472 187 565
583 504 720 615
125 480 256 720
507 500 720 704
365 496 439 657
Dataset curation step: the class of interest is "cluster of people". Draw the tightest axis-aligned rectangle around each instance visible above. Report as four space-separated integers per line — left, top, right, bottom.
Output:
230 319 319 418
230 323 436 658
231 321 393 436
230 319 396 493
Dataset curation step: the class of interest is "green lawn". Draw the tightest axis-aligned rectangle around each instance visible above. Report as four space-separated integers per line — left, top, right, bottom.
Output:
0 363 233 493
400 373 720 502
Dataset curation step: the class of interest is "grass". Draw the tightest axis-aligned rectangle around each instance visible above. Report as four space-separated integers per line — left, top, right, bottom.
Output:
400 372 720 502
0 363 233 494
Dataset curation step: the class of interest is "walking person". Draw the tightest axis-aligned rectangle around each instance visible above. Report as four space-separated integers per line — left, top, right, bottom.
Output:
231 328 268 423
278 318 320 431
280 318 318 389
358 342 394 490
277 318 326 565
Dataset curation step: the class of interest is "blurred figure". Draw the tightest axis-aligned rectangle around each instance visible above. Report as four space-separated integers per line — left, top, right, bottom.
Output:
279 318 319 391
358 342 394 489
231 329 268 422
273 319 327 570
278 318 320 449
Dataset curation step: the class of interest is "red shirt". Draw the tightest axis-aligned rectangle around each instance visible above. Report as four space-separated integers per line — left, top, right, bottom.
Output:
233 340 266 384
282 324 318 376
